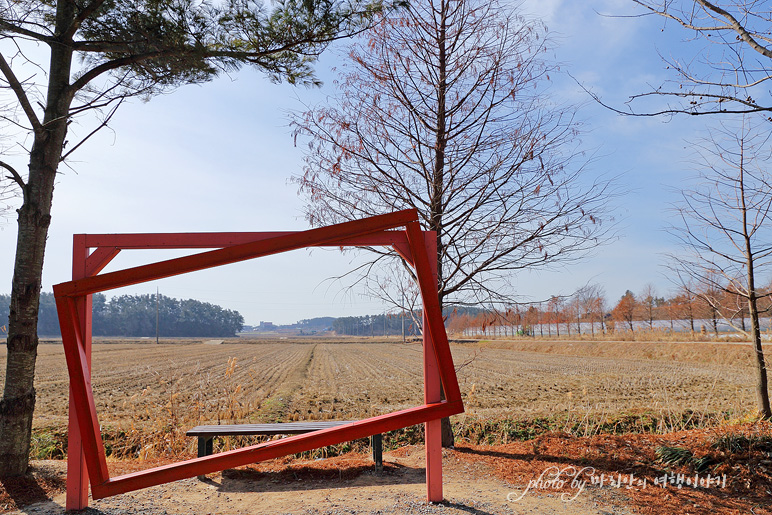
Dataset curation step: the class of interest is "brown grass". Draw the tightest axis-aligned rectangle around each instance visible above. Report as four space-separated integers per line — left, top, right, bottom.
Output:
467 337 766 368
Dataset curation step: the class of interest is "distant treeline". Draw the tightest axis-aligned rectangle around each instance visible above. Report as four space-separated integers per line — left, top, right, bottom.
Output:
1 293 244 337
333 313 421 336
331 306 487 336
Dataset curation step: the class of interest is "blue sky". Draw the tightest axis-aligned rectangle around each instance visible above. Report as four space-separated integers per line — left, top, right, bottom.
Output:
0 1 734 324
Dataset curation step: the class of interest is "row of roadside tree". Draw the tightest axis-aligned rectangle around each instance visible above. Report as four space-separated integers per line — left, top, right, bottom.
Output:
445 282 772 338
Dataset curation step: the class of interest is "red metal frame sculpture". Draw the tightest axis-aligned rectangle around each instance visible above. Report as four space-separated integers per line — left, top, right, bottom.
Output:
54 209 464 510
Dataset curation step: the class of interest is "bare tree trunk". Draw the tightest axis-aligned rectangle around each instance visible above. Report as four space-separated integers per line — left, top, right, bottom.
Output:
0 124 69 474
741 161 772 417
431 2 454 449
0 2 74 474
748 296 771 417
0 172 54 473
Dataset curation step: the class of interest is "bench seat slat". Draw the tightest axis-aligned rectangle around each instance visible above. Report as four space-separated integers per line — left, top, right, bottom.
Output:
187 421 383 471
186 421 356 437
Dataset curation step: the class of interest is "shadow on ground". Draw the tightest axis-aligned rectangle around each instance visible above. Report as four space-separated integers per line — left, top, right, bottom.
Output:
212 461 424 493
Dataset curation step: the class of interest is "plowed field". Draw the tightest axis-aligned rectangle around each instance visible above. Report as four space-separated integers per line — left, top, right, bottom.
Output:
0 337 759 434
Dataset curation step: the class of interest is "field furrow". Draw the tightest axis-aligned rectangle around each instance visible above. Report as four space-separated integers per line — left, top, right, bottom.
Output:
0 337 760 436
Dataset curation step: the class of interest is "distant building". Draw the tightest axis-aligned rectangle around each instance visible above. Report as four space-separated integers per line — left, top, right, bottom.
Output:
259 321 276 330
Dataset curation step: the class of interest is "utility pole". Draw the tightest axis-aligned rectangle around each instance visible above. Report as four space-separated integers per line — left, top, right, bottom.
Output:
156 287 160 344
401 291 406 344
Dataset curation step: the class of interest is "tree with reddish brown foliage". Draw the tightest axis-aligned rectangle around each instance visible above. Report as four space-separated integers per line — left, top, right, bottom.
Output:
612 290 637 332
291 0 615 446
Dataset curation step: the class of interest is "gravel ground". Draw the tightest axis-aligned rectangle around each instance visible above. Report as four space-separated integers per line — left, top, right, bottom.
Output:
8 448 625 515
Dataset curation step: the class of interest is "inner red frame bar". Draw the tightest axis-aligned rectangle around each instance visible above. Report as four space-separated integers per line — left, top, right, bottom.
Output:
54 209 463 507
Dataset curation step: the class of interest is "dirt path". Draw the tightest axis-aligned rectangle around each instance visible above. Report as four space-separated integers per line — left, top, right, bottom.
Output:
9 446 626 515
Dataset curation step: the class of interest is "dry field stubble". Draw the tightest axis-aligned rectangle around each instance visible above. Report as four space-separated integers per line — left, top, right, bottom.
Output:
0 337 762 458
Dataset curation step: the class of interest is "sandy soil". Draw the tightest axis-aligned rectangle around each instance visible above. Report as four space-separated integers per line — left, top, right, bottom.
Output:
7 446 626 515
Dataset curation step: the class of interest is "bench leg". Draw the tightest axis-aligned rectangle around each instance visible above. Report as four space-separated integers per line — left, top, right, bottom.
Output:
197 437 214 480
371 434 383 471
198 437 214 458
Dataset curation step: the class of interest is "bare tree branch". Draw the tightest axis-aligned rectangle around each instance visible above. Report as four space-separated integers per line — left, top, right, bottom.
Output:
592 1 772 115
0 53 42 132
694 0 772 58
0 20 54 43
60 97 124 162
0 160 26 188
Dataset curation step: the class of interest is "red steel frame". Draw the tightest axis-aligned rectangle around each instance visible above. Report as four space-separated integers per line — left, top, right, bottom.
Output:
54 209 464 510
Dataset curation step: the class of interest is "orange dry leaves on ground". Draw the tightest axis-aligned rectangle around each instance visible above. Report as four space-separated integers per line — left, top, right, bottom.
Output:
454 422 772 515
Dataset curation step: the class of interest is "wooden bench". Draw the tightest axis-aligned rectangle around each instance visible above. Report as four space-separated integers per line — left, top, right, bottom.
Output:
187 421 383 470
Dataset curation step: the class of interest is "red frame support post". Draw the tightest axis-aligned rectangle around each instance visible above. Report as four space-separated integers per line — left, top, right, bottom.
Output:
65 236 90 509
422 232 443 502
58 210 463 509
